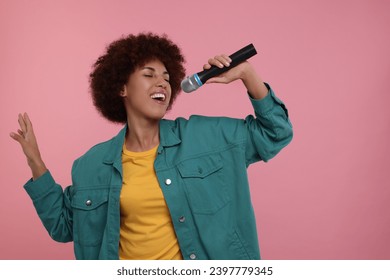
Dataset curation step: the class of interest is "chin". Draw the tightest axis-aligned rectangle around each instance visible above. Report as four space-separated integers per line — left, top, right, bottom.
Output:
149 111 167 121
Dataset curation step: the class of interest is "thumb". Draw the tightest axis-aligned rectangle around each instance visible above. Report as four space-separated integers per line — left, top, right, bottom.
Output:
205 76 228 84
10 132 24 143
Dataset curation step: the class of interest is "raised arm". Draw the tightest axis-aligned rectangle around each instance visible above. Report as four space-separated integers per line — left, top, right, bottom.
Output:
10 113 48 180
203 55 268 99
204 54 293 163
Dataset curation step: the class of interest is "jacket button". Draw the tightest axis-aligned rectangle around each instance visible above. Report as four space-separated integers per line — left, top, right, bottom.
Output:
165 179 172 186
189 253 197 260
179 216 186 223
85 200 92 206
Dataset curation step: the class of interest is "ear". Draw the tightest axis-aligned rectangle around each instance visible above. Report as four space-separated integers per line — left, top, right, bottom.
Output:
120 85 127 97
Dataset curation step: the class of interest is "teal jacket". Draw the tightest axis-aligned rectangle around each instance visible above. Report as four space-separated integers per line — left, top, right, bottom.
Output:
24 85 293 260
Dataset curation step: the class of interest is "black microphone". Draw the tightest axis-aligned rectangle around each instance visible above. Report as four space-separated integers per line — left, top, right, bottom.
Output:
181 43 257 93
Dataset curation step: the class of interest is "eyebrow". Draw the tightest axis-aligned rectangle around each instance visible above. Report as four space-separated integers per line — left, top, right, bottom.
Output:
142 66 169 75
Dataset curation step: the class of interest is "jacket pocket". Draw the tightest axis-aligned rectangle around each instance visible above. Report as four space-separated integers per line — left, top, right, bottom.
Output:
178 153 230 215
71 188 109 246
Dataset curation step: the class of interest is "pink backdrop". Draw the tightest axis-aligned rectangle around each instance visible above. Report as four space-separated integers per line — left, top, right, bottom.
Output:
1 0 389 259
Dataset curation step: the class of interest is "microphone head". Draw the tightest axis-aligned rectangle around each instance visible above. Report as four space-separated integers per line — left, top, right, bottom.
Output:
181 75 201 93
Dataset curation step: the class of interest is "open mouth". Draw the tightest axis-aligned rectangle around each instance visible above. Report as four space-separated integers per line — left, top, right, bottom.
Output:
150 92 166 102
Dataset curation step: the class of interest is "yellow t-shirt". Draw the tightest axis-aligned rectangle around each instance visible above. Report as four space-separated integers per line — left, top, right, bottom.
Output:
119 144 182 260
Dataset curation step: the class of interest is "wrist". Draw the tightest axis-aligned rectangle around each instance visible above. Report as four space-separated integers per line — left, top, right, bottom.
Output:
238 62 254 82
28 158 47 180
240 64 268 100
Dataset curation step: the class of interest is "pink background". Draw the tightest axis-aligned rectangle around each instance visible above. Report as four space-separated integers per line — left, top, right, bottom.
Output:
1 0 389 260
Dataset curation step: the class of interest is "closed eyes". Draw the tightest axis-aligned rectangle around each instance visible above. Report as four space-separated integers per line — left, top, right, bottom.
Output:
143 74 169 82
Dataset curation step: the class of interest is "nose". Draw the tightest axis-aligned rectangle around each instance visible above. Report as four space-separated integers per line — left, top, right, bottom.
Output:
156 76 168 88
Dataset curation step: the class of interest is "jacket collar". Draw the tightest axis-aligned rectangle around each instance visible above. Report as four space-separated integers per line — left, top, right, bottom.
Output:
102 125 127 165
102 119 181 165
159 119 181 148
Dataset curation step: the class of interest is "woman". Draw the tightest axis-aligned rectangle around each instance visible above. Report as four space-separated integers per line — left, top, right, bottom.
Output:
10 33 293 260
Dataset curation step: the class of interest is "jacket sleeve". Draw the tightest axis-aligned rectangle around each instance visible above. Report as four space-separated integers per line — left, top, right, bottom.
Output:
244 83 293 165
24 170 73 243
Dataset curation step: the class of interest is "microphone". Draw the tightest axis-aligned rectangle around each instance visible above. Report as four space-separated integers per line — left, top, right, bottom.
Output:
181 43 257 93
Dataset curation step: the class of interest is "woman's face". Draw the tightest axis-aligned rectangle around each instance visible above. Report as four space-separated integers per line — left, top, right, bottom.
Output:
122 59 171 122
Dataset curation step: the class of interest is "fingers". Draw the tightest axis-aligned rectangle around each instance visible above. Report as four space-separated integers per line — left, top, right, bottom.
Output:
205 76 228 84
203 54 232 70
24 112 33 131
209 55 231 68
17 129 24 136
18 112 34 134
11 113 32 143
203 63 212 70
10 131 23 143
18 113 27 134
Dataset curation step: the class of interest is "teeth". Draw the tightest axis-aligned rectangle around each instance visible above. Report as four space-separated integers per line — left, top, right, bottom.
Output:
151 93 166 101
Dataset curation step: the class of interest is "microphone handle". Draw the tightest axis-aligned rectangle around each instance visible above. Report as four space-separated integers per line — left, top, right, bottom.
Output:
197 43 257 83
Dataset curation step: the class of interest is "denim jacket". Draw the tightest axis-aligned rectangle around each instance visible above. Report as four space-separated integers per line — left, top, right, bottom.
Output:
24 85 293 259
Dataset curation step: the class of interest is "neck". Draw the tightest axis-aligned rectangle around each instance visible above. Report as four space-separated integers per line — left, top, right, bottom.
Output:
125 117 160 152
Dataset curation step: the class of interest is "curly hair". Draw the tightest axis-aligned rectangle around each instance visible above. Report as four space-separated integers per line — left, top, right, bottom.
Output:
89 32 186 123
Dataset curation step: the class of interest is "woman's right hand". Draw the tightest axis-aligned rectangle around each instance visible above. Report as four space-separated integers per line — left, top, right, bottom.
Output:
10 113 47 180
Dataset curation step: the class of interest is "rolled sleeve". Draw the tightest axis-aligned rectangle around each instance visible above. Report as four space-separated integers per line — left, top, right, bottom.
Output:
24 170 57 200
245 83 293 164
23 170 73 242
248 83 289 118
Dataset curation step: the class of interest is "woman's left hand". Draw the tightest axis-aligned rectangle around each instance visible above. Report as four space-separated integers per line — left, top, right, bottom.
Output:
203 54 268 99
203 54 249 84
